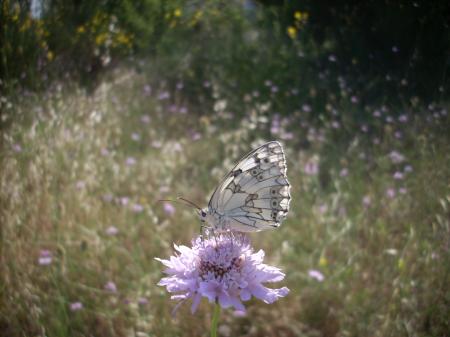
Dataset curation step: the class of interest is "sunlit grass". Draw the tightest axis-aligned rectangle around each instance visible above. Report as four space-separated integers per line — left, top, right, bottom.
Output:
1 68 449 337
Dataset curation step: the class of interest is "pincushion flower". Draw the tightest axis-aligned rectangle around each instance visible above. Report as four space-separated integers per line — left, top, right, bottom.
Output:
156 233 289 313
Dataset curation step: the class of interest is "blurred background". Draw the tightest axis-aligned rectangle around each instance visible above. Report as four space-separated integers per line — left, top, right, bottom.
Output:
1 0 449 336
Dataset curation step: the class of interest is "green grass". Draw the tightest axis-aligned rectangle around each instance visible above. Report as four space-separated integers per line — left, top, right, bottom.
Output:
1 68 449 337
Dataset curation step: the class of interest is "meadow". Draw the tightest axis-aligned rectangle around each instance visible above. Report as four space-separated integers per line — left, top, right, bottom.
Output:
1 1 449 336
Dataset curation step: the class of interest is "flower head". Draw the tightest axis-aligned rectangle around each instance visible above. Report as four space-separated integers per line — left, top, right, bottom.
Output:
38 249 52 265
156 233 289 313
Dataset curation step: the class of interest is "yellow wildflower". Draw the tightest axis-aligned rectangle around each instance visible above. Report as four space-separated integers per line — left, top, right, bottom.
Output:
95 33 107 46
294 11 302 20
319 256 328 267
116 32 131 46
174 8 182 17
287 26 297 39
77 25 85 34
47 51 54 61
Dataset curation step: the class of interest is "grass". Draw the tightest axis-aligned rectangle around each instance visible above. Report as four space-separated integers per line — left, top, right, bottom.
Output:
1 67 449 337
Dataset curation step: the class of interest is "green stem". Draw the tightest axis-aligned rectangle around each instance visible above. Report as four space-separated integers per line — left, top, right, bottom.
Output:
210 302 221 337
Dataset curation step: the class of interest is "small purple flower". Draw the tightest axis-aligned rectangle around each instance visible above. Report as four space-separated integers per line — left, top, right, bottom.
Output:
143 84 152 96
398 114 408 123
388 151 405 164
138 297 149 305
386 188 396 199
105 281 117 293
125 157 136 166
328 54 337 62
106 226 118 236
362 195 371 207
302 104 312 113
156 233 289 313
119 197 130 206
131 133 141 141
404 165 413 173
308 269 325 282
70 302 83 311
373 110 381 118
75 180 85 190
398 187 408 194
132 203 144 213
318 203 328 214
38 250 52 265
304 160 319 176
158 91 170 100
331 121 340 129
393 171 404 180
12 144 22 152
339 168 349 177
191 132 202 141
163 202 176 216
350 96 358 104
141 115 151 124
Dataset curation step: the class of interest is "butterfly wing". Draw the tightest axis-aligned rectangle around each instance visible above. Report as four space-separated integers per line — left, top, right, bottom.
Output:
208 141 291 232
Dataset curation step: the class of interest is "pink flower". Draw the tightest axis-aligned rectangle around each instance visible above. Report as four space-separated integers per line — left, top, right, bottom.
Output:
362 195 371 207
106 226 118 236
304 160 319 176
131 133 141 141
163 202 176 216
138 297 149 305
38 250 52 265
339 168 349 177
404 165 413 173
191 132 201 141
398 187 408 194
125 157 136 166
156 233 289 313
141 115 151 124
105 281 117 293
12 144 22 152
386 188 396 199
302 104 312 113
388 151 405 164
132 203 144 213
308 269 325 282
70 302 83 311
119 197 129 206
143 84 152 96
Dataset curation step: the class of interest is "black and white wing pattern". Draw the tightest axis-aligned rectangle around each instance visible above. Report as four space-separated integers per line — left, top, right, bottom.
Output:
208 141 291 232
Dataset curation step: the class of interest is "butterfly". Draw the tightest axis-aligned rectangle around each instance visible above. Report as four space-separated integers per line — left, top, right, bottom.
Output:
197 141 291 232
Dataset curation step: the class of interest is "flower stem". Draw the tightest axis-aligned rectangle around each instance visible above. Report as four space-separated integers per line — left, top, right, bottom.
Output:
210 302 221 337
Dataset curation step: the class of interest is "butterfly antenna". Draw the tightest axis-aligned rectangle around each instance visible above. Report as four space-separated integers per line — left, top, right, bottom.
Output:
157 198 201 211
177 196 202 211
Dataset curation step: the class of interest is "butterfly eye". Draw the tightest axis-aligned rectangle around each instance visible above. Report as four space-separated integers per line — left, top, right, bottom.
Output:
264 158 270 163
201 211 206 217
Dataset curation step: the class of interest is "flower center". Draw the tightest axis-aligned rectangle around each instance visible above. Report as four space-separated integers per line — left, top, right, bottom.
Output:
198 256 242 280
